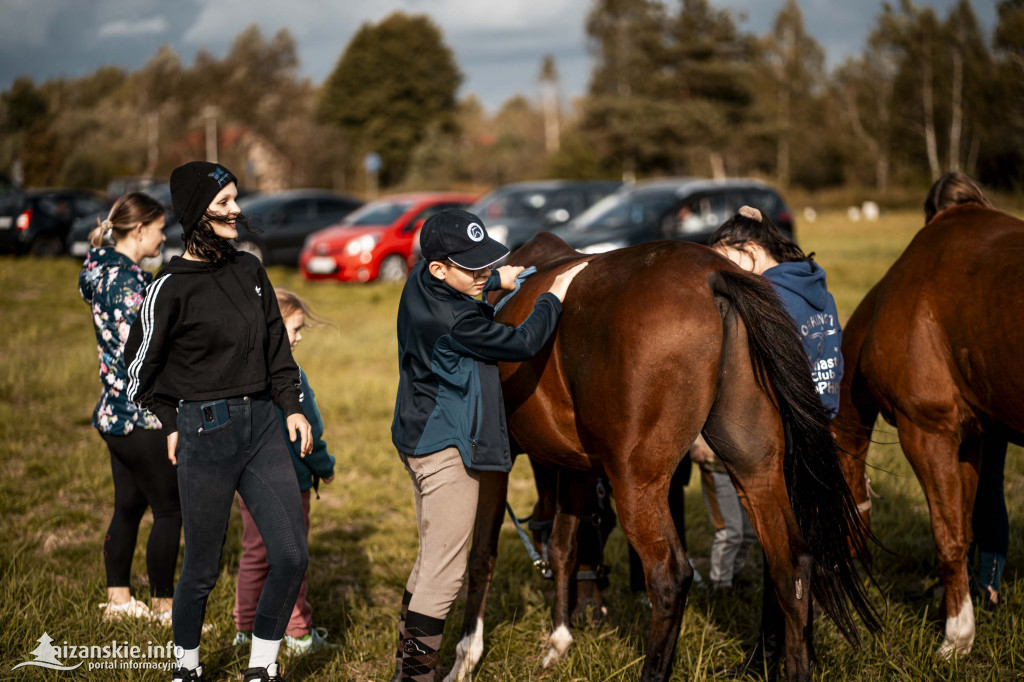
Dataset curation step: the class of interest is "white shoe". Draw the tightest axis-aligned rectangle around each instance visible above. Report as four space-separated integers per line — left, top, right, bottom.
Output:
284 627 335 655
233 631 252 646
99 597 151 621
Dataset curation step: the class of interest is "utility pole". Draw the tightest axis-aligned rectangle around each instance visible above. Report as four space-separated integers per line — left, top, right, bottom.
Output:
203 105 219 163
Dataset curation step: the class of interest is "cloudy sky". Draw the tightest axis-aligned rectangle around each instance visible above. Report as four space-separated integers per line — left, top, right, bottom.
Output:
0 0 997 111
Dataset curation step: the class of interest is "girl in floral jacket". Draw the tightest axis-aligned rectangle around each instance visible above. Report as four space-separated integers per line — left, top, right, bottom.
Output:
79 192 181 622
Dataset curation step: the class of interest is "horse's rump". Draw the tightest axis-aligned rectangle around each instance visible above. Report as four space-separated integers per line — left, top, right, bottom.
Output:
853 205 1024 437
493 237 726 472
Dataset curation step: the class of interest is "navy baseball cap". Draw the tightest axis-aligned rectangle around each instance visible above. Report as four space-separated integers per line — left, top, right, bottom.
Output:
419 209 509 269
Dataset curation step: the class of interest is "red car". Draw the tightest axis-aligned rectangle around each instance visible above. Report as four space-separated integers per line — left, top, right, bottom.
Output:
299 192 477 282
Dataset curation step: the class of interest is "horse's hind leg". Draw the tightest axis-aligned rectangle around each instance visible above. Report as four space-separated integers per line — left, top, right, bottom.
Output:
444 471 509 682
704 407 814 682
542 470 588 667
895 415 979 658
605 458 693 682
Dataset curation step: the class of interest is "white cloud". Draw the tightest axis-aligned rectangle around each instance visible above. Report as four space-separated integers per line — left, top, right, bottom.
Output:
97 15 169 38
180 0 587 44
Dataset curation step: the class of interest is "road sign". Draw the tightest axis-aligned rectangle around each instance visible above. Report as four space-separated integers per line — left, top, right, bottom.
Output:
364 152 381 174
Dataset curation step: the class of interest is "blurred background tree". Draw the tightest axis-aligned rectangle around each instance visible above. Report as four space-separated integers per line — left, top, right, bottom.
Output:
318 12 462 190
0 0 1019 199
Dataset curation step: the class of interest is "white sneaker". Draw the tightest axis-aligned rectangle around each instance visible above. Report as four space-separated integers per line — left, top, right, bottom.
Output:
233 631 252 646
284 627 335 655
98 597 151 621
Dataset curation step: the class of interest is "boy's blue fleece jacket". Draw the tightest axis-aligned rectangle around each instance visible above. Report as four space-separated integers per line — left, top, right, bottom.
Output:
391 261 562 471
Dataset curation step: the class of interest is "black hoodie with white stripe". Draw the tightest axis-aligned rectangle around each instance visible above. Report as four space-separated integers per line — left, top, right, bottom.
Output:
123 251 302 436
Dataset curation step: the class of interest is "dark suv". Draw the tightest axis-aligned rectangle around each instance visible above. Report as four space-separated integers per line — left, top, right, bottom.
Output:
233 190 363 265
0 188 108 256
551 178 794 254
470 180 622 252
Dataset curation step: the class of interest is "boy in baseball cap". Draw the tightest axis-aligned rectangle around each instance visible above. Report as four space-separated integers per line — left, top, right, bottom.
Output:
388 210 586 680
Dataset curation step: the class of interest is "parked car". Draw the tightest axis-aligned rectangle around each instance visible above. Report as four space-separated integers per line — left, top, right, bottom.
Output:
232 190 362 266
0 188 109 256
551 178 794 254
469 180 622 251
300 192 478 282
0 175 25 246
67 186 181 269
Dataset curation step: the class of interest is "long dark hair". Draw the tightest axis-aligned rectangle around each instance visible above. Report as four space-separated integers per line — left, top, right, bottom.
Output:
185 210 253 265
923 171 993 223
707 206 811 264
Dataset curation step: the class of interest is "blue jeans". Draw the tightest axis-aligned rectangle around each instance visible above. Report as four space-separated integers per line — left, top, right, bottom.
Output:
972 437 1008 592
172 392 308 649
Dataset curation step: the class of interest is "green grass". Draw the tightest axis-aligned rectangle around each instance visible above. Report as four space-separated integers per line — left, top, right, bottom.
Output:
1 210 1021 680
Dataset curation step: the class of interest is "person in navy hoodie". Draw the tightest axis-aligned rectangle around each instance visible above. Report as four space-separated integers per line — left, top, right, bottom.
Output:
79 192 181 623
707 205 842 678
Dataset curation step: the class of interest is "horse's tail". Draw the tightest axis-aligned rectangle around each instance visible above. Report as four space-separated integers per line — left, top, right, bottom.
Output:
712 268 880 643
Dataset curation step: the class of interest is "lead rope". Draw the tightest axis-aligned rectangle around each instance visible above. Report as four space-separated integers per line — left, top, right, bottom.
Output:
492 266 538 313
505 503 550 576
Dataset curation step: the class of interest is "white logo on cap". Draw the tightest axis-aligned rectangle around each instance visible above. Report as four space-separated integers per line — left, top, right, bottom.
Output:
467 223 485 242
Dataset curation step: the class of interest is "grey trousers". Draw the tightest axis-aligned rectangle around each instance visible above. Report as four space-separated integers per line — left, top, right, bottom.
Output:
701 468 758 587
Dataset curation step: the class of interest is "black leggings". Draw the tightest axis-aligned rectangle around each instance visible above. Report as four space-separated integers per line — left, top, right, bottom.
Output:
102 427 182 598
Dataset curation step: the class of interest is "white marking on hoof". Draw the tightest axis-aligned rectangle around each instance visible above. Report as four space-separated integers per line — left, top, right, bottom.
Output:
937 595 975 659
443 618 484 682
542 625 573 668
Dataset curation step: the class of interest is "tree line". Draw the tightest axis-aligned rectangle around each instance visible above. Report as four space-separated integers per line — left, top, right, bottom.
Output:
1 0 1021 198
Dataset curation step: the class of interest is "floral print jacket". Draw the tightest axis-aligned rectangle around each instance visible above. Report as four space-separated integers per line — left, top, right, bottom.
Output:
79 247 162 435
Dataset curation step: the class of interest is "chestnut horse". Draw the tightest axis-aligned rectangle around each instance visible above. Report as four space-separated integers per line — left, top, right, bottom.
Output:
444 234 877 682
835 203 1024 658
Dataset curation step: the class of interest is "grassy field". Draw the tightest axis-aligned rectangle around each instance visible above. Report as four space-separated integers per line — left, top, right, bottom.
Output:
1 210 1021 681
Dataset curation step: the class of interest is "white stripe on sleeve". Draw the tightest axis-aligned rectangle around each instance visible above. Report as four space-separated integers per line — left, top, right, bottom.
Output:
126 274 171 402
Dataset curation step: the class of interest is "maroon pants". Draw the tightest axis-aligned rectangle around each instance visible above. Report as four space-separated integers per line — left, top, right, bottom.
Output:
234 490 312 637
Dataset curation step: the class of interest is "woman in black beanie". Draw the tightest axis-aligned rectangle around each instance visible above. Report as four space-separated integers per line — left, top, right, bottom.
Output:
125 161 312 682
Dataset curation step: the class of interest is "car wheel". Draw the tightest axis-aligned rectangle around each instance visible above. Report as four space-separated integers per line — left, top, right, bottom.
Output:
378 254 408 282
235 241 264 263
29 234 64 258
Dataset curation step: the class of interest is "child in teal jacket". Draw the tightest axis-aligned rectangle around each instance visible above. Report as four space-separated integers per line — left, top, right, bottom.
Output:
233 289 336 655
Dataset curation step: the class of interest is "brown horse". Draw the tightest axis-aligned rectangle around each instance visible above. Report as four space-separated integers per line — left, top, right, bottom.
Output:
443 233 877 682
834 203 1024 658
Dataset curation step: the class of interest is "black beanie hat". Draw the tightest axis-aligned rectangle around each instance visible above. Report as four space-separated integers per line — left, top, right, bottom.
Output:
170 161 237 240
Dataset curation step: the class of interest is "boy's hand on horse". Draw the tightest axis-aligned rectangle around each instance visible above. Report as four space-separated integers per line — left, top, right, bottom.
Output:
549 261 589 302
287 413 313 456
496 265 526 290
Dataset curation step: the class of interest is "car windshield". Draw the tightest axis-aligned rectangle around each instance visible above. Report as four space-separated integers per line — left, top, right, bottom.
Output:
472 189 557 221
573 190 676 231
342 200 415 226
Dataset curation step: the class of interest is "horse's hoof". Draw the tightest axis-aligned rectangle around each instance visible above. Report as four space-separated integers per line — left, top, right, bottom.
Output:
542 625 573 668
936 596 975 659
936 637 974 659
